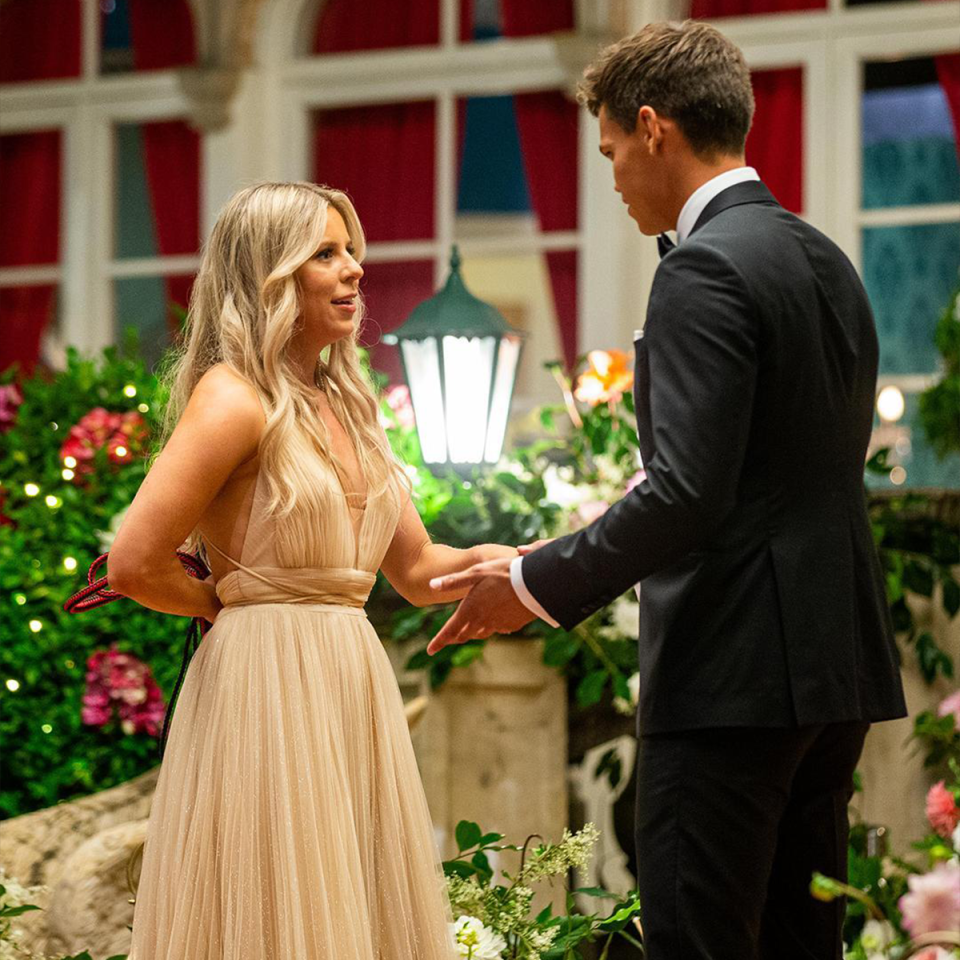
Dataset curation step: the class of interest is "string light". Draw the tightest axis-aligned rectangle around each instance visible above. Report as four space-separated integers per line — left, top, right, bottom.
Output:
876 386 905 423
64 659 75 669
49 422 58 431
41 724 53 734
137 403 149 413
123 384 137 398
45 495 61 509
14 594 26 606
5 679 19 692
114 445 128 458
62 468 75 481
24 483 39 497
63 456 77 469
890 466 907 486
28 620 42 633
63 556 78 572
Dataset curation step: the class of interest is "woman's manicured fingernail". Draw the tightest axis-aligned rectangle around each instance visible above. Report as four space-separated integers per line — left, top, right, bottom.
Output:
430 577 443 589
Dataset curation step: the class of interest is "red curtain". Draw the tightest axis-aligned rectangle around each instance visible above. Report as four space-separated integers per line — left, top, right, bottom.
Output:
690 0 824 14
0 131 61 373
935 54 960 160
129 0 200 332
691 2 805 215
312 4 471 382
0 0 81 83
746 68 804 214
500 0 580 370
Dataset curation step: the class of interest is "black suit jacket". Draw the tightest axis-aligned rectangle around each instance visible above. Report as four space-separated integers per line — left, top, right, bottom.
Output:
523 181 907 734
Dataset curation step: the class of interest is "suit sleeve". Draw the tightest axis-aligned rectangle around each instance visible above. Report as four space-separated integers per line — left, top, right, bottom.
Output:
522 242 760 630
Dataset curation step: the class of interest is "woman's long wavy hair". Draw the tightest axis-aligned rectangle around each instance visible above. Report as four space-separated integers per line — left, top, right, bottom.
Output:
157 181 405 555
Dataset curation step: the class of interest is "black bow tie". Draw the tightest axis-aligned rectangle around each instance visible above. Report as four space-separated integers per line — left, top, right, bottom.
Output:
657 233 676 259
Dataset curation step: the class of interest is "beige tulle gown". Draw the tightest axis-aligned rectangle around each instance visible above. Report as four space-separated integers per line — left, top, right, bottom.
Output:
128 453 455 959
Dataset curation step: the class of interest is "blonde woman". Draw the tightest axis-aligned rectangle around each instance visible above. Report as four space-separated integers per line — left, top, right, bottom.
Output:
108 181 515 959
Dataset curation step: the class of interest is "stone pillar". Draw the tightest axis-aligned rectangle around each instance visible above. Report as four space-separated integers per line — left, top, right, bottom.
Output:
419 638 568 908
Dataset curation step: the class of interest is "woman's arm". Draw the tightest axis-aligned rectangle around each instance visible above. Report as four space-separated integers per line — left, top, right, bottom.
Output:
379 494 517 607
107 367 263 622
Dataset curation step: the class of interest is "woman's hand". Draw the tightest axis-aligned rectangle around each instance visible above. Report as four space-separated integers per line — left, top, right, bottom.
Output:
470 543 520 563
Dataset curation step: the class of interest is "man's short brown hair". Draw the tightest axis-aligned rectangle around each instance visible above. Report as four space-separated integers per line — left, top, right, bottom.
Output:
578 20 755 158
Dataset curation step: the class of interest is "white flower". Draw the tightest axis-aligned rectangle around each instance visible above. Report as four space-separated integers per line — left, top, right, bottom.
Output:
610 595 640 640
859 918 894 956
450 915 506 959
953 819 960 855
542 464 588 510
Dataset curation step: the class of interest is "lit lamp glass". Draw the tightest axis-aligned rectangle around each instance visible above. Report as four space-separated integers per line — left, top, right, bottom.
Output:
384 247 524 469
876 385 905 423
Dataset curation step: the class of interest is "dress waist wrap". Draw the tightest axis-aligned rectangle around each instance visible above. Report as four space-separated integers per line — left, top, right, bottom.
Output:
216 565 375 609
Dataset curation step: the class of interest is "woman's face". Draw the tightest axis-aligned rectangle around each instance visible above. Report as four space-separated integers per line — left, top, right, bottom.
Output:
294 206 364 350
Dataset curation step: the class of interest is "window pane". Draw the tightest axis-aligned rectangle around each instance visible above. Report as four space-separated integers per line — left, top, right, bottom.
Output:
313 103 436 243
311 0 439 53
867 390 960 490
0 132 61 268
862 222 960 375
101 0 196 74
457 96 531 214
748 68 804 215
360 261 436 383
114 122 201 260
862 56 960 209
114 275 193 370
0 286 59 374
0 0 81 83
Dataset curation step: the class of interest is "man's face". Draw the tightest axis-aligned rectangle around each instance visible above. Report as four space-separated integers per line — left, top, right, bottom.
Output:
598 105 663 236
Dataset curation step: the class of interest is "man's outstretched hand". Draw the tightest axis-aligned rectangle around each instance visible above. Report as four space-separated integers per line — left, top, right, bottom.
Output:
426 557 535 655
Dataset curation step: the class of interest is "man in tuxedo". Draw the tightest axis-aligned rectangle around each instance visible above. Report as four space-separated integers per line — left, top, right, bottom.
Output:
427 19 906 959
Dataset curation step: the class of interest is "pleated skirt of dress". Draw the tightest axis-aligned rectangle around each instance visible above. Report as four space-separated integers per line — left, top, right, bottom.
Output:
127 602 455 960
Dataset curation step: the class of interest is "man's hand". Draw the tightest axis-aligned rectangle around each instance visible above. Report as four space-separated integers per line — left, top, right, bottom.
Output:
427 557 535 655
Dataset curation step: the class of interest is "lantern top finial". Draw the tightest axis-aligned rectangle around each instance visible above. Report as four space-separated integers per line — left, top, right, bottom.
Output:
384 245 525 343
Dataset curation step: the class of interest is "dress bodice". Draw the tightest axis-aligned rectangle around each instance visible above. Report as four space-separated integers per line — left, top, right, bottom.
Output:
206 462 403 611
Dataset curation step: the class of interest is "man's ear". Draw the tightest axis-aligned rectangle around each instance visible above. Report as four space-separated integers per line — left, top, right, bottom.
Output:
636 106 663 154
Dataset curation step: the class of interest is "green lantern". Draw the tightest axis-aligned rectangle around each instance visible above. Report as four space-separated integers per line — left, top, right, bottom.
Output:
385 247 525 467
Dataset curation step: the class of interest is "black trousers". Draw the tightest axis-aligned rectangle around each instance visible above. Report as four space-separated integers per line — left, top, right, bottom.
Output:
635 722 869 960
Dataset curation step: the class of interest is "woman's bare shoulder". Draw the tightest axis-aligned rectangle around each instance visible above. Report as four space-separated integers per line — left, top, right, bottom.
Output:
174 364 265 459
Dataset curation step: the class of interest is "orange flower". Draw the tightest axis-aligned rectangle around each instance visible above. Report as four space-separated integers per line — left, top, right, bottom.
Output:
573 350 634 406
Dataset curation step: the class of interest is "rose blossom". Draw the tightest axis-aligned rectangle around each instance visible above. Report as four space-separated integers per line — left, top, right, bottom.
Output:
0 383 23 432
926 781 960 839
82 645 166 737
898 860 960 936
936 689 960 726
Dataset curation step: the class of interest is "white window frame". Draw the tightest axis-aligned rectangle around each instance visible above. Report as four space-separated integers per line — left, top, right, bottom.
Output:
0 0 200 358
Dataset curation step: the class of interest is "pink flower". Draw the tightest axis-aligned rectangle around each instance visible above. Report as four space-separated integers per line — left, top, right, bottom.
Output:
626 469 647 493
60 408 148 481
937 689 960 726
899 861 960 936
911 949 955 960
926 781 960 839
0 384 23 433
384 385 415 430
81 645 165 737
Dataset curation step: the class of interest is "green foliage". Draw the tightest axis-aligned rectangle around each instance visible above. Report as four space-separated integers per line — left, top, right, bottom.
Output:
866 450 960 683
913 708 960 772
918 286 960 460
443 819 643 958
0 346 188 820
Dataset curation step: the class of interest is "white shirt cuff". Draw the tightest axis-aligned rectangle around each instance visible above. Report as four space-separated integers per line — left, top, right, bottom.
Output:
510 556 560 628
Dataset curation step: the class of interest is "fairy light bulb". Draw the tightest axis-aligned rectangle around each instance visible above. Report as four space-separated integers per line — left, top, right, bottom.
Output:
45 495 60 508
14 594 26 606
62 468 75 481
28 619 42 633
114 445 128 458
123 384 137 398
5 679 20 692
41 724 52 734
137 403 149 413
24 483 39 497
876 386 905 423
63 556 78 572
63 456 77 469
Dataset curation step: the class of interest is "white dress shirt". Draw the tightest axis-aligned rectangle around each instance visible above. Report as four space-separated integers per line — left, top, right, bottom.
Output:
510 167 761 626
